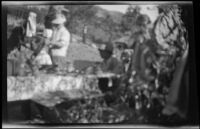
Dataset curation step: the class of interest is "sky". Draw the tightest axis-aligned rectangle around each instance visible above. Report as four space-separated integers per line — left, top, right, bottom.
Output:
98 5 159 23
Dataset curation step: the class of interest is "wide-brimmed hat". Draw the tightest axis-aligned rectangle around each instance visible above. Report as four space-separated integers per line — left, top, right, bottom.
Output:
51 13 66 24
49 6 69 14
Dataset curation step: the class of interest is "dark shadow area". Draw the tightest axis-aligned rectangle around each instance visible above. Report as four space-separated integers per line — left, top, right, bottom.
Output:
7 100 32 122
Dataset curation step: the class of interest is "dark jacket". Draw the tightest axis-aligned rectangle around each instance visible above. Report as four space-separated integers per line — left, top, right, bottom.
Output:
100 56 123 74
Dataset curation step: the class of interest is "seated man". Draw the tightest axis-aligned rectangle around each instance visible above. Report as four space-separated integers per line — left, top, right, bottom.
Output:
98 42 123 75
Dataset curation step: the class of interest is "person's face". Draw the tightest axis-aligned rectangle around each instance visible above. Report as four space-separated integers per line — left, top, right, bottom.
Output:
52 24 62 30
121 51 131 64
99 50 112 60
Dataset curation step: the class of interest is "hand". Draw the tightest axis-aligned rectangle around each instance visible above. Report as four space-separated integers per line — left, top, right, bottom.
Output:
48 43 62 49
47 42 56 48
85 67 94 74
48 43 53 48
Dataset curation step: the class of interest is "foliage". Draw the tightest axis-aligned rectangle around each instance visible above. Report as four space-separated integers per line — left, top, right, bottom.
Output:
64 5 97 35
93 14 121 42
120 5 141 33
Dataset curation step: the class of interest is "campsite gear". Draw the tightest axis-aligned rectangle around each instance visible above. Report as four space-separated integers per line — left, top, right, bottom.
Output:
26 12 37 37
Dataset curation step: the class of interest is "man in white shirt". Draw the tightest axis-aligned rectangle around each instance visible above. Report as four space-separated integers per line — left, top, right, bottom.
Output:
48 13 70 70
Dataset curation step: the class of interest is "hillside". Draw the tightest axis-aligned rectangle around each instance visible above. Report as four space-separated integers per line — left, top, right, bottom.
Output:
67 38 103 70
67 34 102 62
93 5 123 24
5 5 124 43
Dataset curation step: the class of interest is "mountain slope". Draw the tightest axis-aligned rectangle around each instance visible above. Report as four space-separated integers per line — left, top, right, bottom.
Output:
93 5 123 24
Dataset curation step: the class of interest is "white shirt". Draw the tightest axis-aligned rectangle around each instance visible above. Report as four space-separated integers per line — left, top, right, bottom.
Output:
51 26 70 57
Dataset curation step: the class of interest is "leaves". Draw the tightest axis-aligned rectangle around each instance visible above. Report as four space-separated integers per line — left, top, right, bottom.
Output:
121 5 141 32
